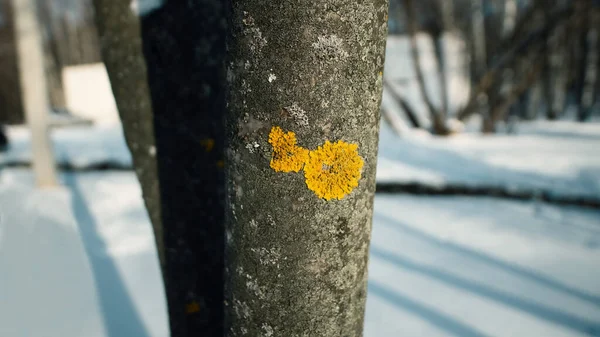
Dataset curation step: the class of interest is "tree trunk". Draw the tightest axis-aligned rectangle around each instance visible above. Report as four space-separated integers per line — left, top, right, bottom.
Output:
578 7 598 121
12 0 57 186
0 0 25 124
224 1 388 336
92 0 229 336
140 2 228 335
38 0 66 110
403 0 448 134
470 0 487 83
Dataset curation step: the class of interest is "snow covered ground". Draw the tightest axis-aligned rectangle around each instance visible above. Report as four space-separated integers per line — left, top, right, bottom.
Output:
377 120 600 199
1 168 599 337
365 195 600 337
0 170 168 337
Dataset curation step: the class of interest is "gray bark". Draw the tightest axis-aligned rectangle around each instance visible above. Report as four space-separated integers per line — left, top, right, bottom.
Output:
0 0 25 124
93 1 229 336
224 1 388 336
92 0 164 274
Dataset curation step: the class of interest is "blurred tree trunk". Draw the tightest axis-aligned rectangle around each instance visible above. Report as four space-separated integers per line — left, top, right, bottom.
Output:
224 0 388 335
92 0 228 336
463 0 488 125
432 0 450 123
469 0 487 85
38 0 66 111
12 0 57 186
540 1 568 120
0 0 25 124
404 0 448 134
577 3 599 121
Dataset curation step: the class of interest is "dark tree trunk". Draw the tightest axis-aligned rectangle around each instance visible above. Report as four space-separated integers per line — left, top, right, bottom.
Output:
0 0 25 124
92 0 228 336
140 3 228 334
224 0 388 336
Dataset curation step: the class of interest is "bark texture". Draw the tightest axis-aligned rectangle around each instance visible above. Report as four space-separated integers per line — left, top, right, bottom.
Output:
92 0 164 271
93 1 229 336
224 1 388 336
140 2 228 336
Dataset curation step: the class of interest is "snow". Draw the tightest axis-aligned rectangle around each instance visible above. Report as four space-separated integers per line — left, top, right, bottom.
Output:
1 169 599 337
365 195 600 337
62 64 120 126
0 170 168 337
377 120 600 199
0 125 131 168
130 0 165 17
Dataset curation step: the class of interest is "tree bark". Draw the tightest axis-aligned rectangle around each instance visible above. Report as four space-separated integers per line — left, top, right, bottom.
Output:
92 0 229 336
140 2 228 335
224 1 388 336
0 0 25 124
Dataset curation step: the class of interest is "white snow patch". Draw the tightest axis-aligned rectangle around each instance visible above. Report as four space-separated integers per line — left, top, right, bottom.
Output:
365 195 600 337
377 119 600 199
63 63 120 125
1 168 599 337
130 0 165 17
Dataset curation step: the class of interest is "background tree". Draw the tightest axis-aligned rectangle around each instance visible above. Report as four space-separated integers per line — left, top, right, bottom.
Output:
385 0 599 135
92 0 228 336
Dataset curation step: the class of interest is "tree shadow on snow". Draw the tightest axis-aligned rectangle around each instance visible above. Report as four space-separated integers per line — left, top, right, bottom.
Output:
374 212 600 306
368 281 491 337
65 174 151 337
372 213 600 335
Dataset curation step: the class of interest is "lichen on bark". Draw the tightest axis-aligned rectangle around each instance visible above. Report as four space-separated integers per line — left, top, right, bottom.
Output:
224 1 389 336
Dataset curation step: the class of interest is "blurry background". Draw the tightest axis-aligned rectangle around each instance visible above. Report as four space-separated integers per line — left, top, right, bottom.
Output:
0 0 599 336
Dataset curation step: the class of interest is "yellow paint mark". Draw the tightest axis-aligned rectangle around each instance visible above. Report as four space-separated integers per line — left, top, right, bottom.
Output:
268 126 309 173
217 160 224 168
200 138 215 152
303 140 364 200
186 301 200 314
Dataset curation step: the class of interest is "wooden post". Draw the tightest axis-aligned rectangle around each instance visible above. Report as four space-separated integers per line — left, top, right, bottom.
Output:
12 0 57 187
